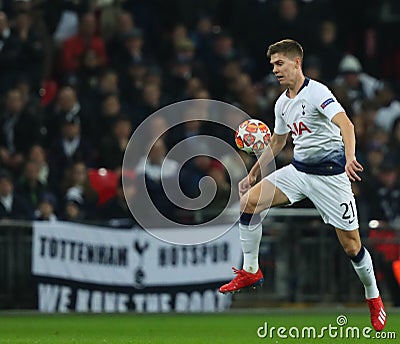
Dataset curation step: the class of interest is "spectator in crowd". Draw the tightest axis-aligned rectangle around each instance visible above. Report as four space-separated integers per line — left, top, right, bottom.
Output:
167 112 205 154
0 168 32 220
374 84 400 133
364 141 387 179
27 144 49 186
62 12 108 77
96 93 125 141
144 65 163 91
272 0 309 48
48 113 95 189
237 82 266 118
363 158 400 225
106 10 135 62
99 116 132 173
165 58 197 100
98 68 120 96
136 138 180 223
184 76 204 99
0 88 42 172
132 81 164 128
160 23 189 63
179 142 229 214
165 107 221 196
189 14 213 60
76 48 106 98
94 0 126 41
225 72 252 107
15 77 43 121
120 60 148 107
112 27 153 76
11 8 45 91
84 68 120 110
47 85 97 142
168 37 206 93
61 160 98 219
145 114 169 142
172 38 196 64
34 192 57 222
334 54 383 113
205 30 250 98
45 86 82 144
303 55 322 82
221 60 242 101
15 160 47 213
61 192 85 222
0 11 15 93
80 68 123 120
310 20 342 82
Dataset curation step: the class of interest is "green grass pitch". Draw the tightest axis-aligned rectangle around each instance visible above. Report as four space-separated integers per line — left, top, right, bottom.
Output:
0 311 398 344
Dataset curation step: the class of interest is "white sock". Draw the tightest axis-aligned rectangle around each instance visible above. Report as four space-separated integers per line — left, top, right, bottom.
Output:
351 247 380 299
239 222 262 273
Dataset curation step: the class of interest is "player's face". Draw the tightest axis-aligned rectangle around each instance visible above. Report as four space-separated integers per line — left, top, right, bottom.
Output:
270 53 300 86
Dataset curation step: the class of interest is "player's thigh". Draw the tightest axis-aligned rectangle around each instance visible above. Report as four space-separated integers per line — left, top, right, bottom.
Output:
335 228 362 256
241 178 290 213
241 165 306 213
307 172 359 231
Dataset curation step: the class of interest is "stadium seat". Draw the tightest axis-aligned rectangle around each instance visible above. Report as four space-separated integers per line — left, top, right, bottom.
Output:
41 79 58 106
393 260 400 286
88 168 119 206
369 229 400 262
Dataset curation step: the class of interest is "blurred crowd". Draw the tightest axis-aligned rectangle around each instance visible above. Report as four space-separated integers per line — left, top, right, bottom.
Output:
0 0 399 230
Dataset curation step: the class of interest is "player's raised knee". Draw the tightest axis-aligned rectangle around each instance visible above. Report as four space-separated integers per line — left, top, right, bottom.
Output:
240 189 260 214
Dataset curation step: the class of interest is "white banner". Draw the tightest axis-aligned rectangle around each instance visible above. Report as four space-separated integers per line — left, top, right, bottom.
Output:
32 222 135 285
130 227 242 287
32 222 242 288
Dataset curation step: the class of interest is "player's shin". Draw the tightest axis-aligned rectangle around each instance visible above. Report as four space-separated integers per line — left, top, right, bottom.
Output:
239 212 262 273
349 246 380 299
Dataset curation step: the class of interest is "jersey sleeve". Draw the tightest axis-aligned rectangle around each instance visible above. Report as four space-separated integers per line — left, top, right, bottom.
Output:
310 83 345 121
273 99 290 135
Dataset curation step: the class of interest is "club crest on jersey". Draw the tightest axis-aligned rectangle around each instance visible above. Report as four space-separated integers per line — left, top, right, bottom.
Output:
321 98 335 109
287 121 312 136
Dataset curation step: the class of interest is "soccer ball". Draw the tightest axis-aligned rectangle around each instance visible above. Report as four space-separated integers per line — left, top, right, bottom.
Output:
235 119 271 154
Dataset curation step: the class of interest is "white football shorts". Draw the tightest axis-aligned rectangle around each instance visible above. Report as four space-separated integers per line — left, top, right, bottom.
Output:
266 164 359 231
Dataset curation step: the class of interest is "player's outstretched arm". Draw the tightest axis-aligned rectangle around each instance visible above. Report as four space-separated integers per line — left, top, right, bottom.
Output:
238 133 288 196
332 112 364 182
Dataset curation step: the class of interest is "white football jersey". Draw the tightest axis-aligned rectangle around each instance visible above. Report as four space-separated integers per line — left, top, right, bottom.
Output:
274 78 345 166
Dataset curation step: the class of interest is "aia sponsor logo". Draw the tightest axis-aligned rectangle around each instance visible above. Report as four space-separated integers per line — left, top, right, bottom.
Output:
287 121 312 136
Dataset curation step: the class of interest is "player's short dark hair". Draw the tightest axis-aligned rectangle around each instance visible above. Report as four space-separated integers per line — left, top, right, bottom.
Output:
267 39 303 60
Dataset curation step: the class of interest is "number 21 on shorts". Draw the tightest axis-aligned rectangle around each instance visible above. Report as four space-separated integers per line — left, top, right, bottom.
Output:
340 200 356 225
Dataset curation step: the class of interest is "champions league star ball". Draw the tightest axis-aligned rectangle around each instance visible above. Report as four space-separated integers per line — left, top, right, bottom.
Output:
235 119 271 154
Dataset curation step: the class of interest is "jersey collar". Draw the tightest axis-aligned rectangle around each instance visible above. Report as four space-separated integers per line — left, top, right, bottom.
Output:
286 77 310 98
298 77 310 94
